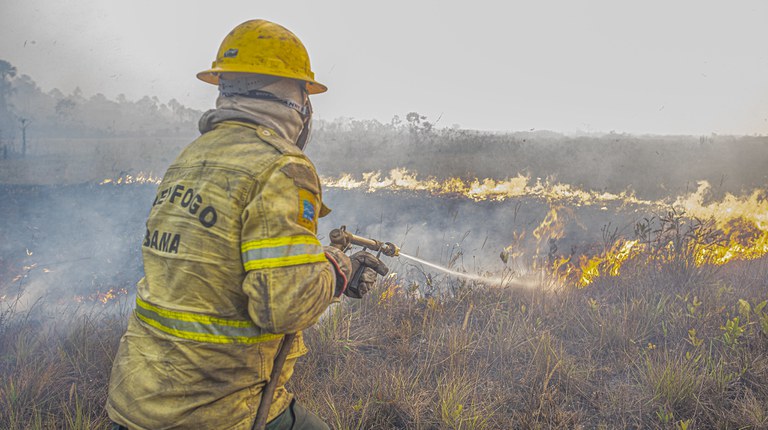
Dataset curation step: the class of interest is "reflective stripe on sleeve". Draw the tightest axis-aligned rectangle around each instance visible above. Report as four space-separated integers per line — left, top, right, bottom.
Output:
135 296 282 344
241 235 326 271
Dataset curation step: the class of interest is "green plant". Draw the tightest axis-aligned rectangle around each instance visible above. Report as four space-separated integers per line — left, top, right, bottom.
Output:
721 316 745 347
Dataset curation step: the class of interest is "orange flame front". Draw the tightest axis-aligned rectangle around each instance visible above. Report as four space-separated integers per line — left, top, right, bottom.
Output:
102 168 768 288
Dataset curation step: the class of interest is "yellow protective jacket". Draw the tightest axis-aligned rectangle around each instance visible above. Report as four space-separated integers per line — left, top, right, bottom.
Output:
107 110 339 430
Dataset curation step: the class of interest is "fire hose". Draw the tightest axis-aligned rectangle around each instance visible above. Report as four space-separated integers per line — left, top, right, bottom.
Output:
253 226 398 429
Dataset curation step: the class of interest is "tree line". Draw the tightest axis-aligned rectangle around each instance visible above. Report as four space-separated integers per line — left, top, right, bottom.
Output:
0 60 201 151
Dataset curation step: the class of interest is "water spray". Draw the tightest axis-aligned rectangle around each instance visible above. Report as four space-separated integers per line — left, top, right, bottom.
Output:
329 226 534 288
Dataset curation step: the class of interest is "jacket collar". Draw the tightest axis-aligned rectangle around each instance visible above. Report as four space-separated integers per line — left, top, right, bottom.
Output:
198 94 304 144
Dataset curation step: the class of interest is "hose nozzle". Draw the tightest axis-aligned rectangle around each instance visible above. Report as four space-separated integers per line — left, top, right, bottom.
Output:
329 226 400 257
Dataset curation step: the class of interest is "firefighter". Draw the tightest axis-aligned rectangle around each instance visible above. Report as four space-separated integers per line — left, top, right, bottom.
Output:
106 19 387 430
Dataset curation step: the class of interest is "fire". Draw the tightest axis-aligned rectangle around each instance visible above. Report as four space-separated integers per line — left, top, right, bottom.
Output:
577 240 642 286
552 182 768 286
100 168 768 288
73 287 129 305
321 168 654 206
674 182 768 265
100 172 162 185
100 167 652 208
533 207 567 242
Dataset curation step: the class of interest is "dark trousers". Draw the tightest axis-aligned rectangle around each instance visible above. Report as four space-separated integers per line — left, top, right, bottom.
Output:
261 399 330 430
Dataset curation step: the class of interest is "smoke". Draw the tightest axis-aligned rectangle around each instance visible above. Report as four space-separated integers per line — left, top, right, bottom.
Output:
2 112 767 312
317 187 645 291
308 124 768 200
1 174 618 310
0 184 151 312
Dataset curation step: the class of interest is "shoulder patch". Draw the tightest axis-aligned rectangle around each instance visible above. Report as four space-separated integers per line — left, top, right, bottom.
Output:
297 188 318 232
280 163 320 194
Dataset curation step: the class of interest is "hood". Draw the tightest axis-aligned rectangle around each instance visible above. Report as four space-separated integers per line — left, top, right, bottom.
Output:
198 78 306 144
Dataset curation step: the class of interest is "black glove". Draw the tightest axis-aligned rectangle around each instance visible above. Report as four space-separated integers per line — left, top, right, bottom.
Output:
345 251 389 299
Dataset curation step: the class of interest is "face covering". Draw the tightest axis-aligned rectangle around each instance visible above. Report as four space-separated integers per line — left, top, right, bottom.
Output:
219 75 313 150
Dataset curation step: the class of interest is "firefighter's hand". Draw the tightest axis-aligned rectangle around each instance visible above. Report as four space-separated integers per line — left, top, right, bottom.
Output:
345 251 389 299
324 246 352 298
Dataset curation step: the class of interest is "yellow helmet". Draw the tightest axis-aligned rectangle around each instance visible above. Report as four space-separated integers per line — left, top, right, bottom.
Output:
197 19 327 94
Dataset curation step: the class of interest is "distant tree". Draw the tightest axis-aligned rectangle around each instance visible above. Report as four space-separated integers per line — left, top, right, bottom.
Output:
48 88 64 100
0 60 17 139
1 63 202 138
19 117 30 156
55 98 77 118
11 74 47 120
405 111 434 140
405 112 422 126
390 114 403 129
0 60 16 92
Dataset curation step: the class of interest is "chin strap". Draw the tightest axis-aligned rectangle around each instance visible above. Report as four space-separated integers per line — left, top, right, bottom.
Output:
295 92 313 151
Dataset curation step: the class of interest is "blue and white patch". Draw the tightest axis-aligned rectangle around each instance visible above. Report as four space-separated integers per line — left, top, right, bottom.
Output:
302 199 315 222
297 188 318 232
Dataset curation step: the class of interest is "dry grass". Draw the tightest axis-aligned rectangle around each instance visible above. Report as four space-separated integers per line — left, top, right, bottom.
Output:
291 255 768 429
1 257 766 429
0 300 127 429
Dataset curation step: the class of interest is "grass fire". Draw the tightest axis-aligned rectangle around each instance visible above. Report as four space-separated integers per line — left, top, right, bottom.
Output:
2 154 767 428
1 8 768 427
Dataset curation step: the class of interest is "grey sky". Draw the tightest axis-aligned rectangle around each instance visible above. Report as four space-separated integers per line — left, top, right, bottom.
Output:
1 0 766 135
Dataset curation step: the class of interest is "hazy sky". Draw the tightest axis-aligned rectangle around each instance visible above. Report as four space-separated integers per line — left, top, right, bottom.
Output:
1 0 767 135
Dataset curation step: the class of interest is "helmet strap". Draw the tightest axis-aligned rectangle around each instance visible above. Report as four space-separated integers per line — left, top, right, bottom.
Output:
295 92 313 151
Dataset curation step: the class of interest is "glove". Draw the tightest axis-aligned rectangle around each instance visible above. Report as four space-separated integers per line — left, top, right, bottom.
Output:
345 251 389 299
324 246 352 297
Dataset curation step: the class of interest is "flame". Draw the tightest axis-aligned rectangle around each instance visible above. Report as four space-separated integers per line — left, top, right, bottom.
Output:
533 207 566 242
323 170 767 285
321 168 653 206
553 182 768 286
73 287 129 305
100 172 162 185
100 167 649 208
379 284 400 303
577 240 642 286
674 182 768 265
100 168 767 288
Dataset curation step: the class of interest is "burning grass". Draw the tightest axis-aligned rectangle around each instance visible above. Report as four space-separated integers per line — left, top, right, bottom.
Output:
1 255 766 429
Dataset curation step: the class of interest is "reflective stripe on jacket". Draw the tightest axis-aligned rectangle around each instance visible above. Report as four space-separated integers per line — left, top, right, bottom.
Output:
106 114 337 430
